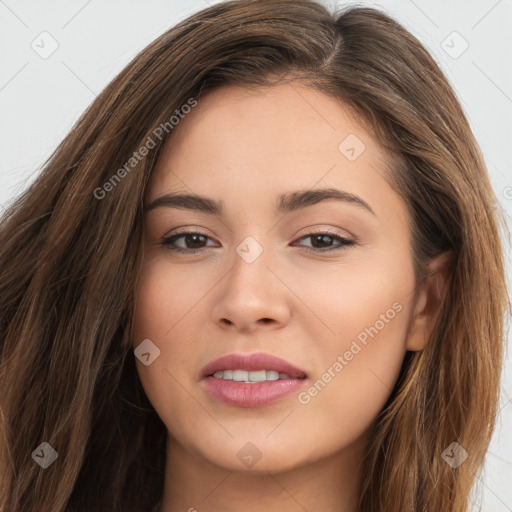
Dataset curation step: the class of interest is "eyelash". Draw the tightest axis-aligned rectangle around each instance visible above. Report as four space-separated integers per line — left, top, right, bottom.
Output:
160 229 356 254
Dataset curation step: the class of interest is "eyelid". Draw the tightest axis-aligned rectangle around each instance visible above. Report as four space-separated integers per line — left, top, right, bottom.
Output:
165 226 217 239
163 226 352 243
160 226 357 254
295 226 353 239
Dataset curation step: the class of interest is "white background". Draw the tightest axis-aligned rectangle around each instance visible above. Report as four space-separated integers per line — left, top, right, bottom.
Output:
0 0 511 509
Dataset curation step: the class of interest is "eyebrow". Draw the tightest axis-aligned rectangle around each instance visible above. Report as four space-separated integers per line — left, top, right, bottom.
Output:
146 187 376 216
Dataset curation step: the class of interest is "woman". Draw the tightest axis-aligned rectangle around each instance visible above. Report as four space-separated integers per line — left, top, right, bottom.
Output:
0 1 509 511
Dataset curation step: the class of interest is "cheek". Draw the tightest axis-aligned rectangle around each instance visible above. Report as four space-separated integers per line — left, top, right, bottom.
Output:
132 258 203 344
131 261 191 415
292 315 410 450
131 258 219 425
293 254 414 430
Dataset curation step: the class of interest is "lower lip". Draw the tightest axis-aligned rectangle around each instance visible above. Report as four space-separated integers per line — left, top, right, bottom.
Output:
202 376 308 407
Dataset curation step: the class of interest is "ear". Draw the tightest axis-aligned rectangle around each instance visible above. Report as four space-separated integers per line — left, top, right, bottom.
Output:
406 251 453 351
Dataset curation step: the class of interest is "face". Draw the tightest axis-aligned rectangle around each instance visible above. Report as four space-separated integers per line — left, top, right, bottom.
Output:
132 81 426 474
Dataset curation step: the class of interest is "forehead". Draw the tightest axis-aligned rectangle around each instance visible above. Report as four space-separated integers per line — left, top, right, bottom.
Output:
146 82 403 224
153 82 379 170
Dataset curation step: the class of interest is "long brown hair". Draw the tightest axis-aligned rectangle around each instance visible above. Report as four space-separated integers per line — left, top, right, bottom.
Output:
0 1 509 511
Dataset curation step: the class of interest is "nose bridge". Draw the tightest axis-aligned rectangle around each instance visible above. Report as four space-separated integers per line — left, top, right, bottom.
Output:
211 233 290 329
227 234 272 299
235 234 266 266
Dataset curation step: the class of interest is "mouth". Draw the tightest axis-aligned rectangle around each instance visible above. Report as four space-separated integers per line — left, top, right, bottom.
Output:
200 351 308 380
200 352 308 407
208 369 306 383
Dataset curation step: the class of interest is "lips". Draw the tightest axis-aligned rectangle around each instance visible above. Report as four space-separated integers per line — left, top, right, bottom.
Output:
200 352 308 380
200 352 309 407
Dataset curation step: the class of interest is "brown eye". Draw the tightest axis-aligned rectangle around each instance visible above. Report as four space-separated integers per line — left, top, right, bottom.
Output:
160 230 355 255
161 231 217 253
293 232 355 253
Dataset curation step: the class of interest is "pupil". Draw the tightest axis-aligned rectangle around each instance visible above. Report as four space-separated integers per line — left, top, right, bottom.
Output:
312 234 331 248
187 234 205 248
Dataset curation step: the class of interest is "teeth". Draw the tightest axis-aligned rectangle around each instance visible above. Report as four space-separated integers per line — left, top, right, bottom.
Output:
232 370 248 382
244 370 266 382
212 369 292 382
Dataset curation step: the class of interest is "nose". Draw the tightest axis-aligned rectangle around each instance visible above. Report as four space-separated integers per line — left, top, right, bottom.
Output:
210 247 291 333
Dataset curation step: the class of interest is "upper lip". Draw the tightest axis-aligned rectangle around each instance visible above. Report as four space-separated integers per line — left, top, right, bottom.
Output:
200 352 308 379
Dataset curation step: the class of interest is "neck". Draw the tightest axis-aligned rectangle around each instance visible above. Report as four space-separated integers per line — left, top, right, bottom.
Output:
158 431 369 512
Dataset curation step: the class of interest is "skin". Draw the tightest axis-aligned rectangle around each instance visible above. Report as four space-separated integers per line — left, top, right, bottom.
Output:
132 80 449 512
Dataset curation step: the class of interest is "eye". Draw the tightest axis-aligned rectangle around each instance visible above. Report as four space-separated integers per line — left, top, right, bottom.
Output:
160 230 218 254
291 230 356 253
160 228 356 254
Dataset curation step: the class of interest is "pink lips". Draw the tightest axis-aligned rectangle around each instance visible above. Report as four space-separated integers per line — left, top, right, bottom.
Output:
200 352 308 408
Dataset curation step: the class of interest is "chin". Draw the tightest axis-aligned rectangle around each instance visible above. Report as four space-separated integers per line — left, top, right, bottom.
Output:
180 433 304 473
